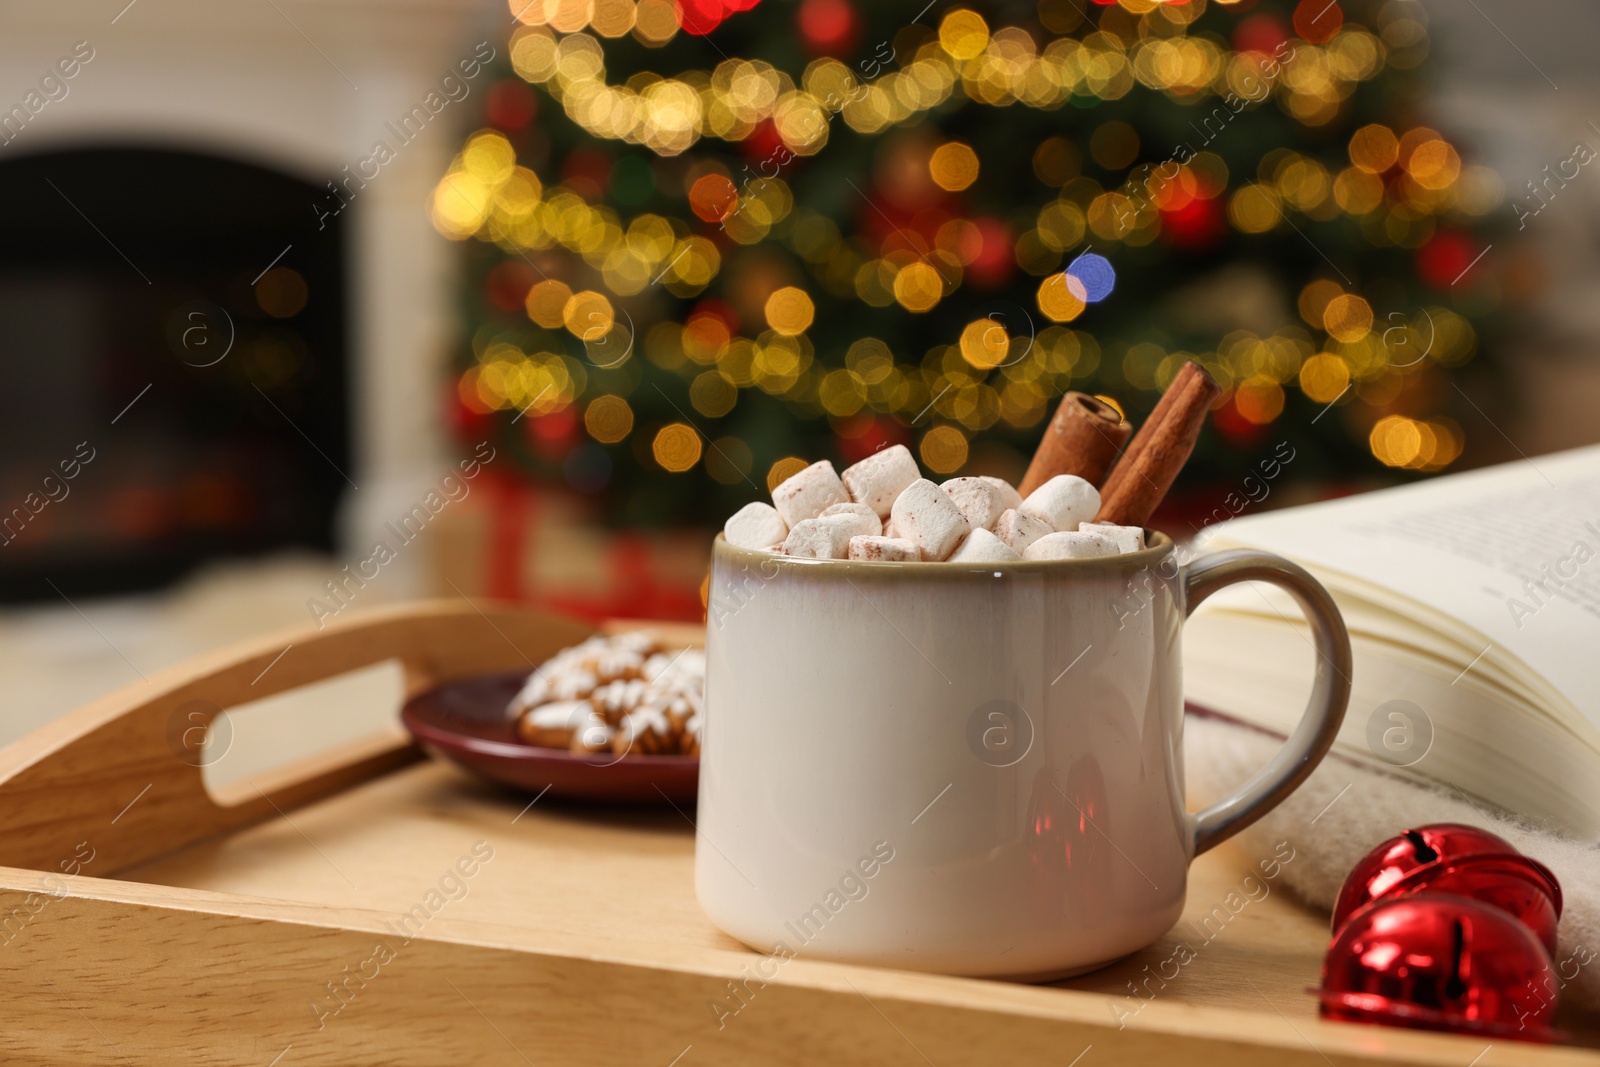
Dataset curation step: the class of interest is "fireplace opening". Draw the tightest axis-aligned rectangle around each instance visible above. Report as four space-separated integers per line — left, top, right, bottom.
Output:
0 146 350 604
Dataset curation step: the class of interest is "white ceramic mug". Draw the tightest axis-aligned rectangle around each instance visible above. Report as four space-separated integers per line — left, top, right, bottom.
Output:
695 532 1351 979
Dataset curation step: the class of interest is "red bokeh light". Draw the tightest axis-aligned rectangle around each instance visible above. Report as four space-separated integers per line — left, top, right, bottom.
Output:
1292 0 1343 44
484 79 537 130
797 0 860 56
1417 230 1478 290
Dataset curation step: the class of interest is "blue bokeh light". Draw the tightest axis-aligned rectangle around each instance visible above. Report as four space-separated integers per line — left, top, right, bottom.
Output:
1065 252 1115 303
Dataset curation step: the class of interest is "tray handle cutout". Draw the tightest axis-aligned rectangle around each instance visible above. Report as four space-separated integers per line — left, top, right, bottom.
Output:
0 600 598 877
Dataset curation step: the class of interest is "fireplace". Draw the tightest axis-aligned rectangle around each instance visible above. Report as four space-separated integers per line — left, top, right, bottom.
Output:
0 0 493 603
0 146 350 602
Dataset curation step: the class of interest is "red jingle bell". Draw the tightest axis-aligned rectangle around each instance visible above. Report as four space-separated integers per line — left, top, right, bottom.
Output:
1320 894 1560 1041
1333 825 1562 956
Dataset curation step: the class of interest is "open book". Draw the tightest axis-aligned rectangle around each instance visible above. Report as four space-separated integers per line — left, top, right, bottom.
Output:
1186 444 1600 837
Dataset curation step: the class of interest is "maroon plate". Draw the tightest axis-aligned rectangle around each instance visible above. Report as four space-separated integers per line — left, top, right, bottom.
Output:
400 671 698 803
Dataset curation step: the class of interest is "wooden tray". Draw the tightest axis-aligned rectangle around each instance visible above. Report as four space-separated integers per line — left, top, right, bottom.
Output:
0 601 1593 1066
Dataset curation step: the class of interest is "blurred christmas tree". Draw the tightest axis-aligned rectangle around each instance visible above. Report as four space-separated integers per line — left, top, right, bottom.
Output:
433 0 1504 529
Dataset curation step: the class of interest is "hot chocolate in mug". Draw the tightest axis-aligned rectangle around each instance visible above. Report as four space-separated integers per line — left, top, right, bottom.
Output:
695 532 1351 979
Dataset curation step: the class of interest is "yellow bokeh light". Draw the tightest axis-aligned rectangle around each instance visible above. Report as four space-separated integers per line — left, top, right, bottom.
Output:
633 0 678 44
584 394 634 443
1036 272 1087 323
461 131 517 186
939 9 991 61
764 286 815 335
590 0 636 37
1371 415 1463 471
919 425 969 474
563 290 615 339
766 456 809 492
1234 376 1285 424
511 27 559 83
509 0 544 25
652 423 703 472
1036 200 1085 253
1299 353 1351 404
430 173 491 238
1370 415 1424 468
1334 167 1385 215
930 142 980 192
893 261 945 312
959 318 1009 370
1298 280 1343 328
818 368 865 416
1427 419 1464 469
774 92 829 155
1323 294 1374 343
690 370 737 417
1228 184 1282 233
525 280 573 329
1405 139 1461 191
1348 124 1399 174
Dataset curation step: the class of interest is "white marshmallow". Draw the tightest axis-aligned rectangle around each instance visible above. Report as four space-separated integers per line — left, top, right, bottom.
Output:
1020 474 1101 532
979 476 1024 512
820 501 882 536
889 479 971 561
939 477 1010 533
772 460 850 527
993 508 1052 554
1023 531 1121 560
841 445 921 519
848 535 919 562
1078 522 1144 554
724 501 788 550
949 528 1022 563
822 507 878 540
782 513 861 559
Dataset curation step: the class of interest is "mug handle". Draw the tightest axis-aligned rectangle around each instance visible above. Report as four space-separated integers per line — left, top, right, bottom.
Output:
1183 549 1353 856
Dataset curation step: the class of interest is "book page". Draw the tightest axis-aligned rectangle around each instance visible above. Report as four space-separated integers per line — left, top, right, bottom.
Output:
1198 444 1600 721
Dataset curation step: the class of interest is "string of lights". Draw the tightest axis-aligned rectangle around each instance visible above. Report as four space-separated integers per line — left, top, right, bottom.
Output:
433 0 1503 527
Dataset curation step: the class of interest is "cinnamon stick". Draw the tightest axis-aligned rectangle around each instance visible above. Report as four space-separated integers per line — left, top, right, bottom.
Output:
1094 361 1221 527
1018 392 1132 496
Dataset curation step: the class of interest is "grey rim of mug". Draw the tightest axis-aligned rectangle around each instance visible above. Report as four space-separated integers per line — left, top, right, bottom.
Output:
711 530 1176 579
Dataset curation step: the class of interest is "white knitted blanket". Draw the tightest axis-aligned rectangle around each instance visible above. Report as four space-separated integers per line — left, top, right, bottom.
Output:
1185 713 1600 1012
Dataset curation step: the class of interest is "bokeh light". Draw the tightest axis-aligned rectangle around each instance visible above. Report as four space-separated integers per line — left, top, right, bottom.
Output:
1323 294 1373 343
959 318 1009 370
1065 253 1115 303
764 287 816 335
525 279 573 328
1298 353 1351 403
1036 272 1088 322
894 262 945 312
584 394 635 443
449 0 1490 527
652 423 703 471
766 456 808 491
930 142 980 192
919 425 969 473
938 9 990 61
1349 124 1399 174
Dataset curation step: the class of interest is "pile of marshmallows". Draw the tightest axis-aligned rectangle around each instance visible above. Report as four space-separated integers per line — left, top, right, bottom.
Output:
723 445 1145 563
